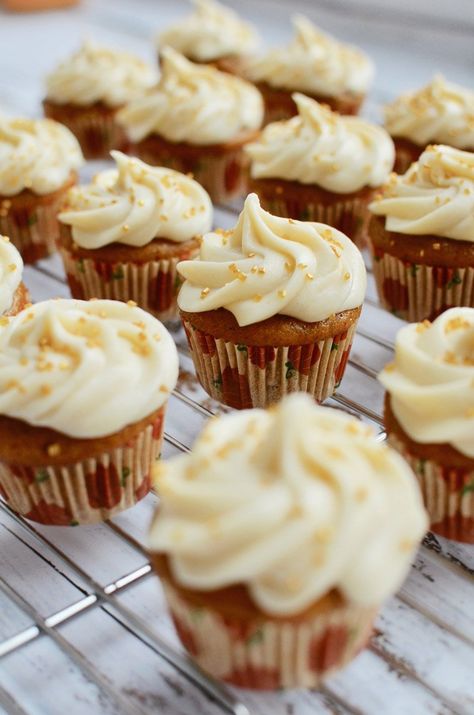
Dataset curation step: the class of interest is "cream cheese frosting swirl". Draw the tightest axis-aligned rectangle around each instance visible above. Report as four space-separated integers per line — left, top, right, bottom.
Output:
0 237 23 315
117 47 263 145
370 145 474 241
59 151 213 249
45 41 158 107
178 194 366 325
384 76 474 148
0 117 83 197
244 15 374 97
157 0 259 62
247 93 394 192
379 308 474 458
149 393 427 615
0 299 179 438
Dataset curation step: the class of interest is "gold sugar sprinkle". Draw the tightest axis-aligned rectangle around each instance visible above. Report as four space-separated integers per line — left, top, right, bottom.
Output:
8 264 17 272
47 443 61 458
278 289 287 298
433 242 441 250
200 287 210 299
122 224 130 232
138 199 145 207
127 300 137 307
305 273 314 281
39 384 52 396
445 316 471 332
344 272 350 281
253 294 263 302
257 266 266 274
297 263 308 269
0 316 9 327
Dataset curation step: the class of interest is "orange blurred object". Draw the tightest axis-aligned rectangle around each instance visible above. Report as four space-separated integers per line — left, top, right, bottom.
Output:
3 0 79 11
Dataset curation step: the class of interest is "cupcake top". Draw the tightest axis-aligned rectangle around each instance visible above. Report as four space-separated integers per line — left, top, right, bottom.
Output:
0 236 23 316
244 15 374 98
118 47 263 145
45 41 158 108
157 0 259 62
0 117 83 197
59 151 213 249
0 299 179 439
246 93 394 192
384 76 474 149
369 145 474 241
178 193 366 326
379 308 474 458
150 393 427 615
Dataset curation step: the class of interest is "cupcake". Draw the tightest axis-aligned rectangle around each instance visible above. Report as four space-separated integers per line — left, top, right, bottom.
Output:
156 0 260 75
0 117 83 264
0 298 178 525
379 308 473 543
177 193 366 408
117 47 263 204
149 393 427 689
58 151 213 322
384 76 474 174
244 15 374 124
43 41 158 160
246 94 394 246
0 236 29 318
369 145 474 322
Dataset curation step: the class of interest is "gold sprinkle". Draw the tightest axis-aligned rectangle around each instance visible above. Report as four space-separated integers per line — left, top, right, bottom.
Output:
416 319 431 333
154 333 161 341
19 356 28 366
331 246 341 258
248 252 256 257
47 443 61 458
200 287 210 299
5 379 26 393
122 224 130 232
253 294 263 302
445 316 471 333
278 289 287 298
0 316 9 327
297 263 308 270
8 263 17 272
257 266 266 274
305 273 314 281
433 242 441 250
127 300 137 307
159 385 169 393
343 272 350 281
39 384 52 396
138 199 145 207
384 362 395 372
284 261 292 272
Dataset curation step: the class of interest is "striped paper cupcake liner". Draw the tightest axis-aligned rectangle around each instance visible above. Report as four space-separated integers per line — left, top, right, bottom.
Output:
388 433 474 544
0 194 67 264
0 409 165 526
162 578 375 690
182 319 357 409
371 249 474 322
44 104 127 160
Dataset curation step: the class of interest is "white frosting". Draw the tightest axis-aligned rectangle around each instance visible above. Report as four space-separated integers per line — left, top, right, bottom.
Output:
247 93 394 192
0 117 83 197
0 237 23 315
59 151 213 249
117 47 263 145
149 393 427 615
384 76 474 148
45 41 158 108
178 194 366 325
0 299 179 438
244 15 374 97
370 145 474 241
379 308 474 458
157 0 259 62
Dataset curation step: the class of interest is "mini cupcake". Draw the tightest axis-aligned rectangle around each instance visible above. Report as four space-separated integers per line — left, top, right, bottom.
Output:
117 47 263 203
379 309 473 542
247 94 394 246
58 151 212 322
244 16 374 124
149 393 427 689
43 41 158 160
0 236 29 318
369 145 474 322
177 193 366 408
0 298 178 525
156 0 260 75
384 76 474 174
0 117 83 263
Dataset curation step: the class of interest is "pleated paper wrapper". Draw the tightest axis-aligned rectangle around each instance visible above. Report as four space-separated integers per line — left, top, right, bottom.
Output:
162 579 375 690
182 318 358 409
0 409 166 526
389 433 474 544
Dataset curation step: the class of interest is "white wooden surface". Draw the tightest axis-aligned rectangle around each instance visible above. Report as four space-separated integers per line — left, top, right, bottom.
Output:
0 1 473 714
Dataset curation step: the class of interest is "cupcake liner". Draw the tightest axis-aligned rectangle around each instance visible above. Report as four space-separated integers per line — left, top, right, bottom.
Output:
371 249 474 322
162 578 375 689
0 408 166 526
256 85 363 125
182 319 357 408
60 245 197 322
388 433 474 543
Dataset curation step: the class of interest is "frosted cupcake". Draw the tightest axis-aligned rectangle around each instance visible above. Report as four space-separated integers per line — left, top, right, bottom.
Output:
0 117 83 263
379 309 473 542
384 76 474 174
58 151 212 322
156 0 260 75
247 94 394 246
369 145 474 322
178 193 366 408
43 41 158 159
117 47 263 203
244 16 374 124
0 236 29 317
149 393 427 689
0 298 178 526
